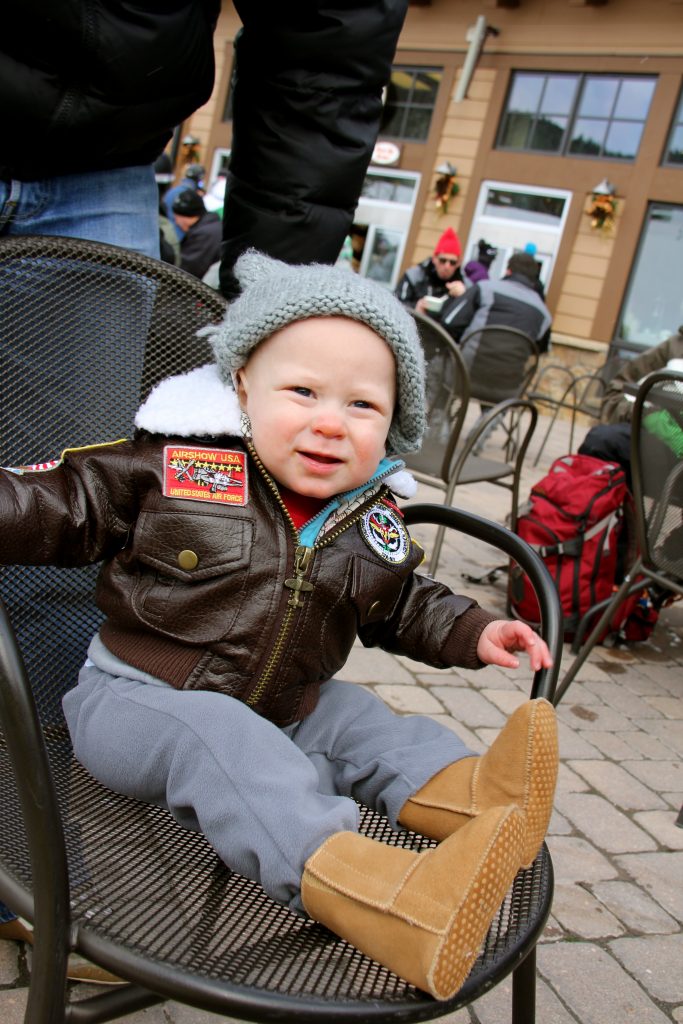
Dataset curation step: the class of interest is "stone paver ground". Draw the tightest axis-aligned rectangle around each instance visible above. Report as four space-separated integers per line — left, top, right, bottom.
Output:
1 411 681 1023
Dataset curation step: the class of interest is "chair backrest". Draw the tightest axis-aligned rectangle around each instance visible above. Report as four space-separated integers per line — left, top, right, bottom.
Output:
404 310 470 484
631 369 683 582
460 326 539 405
0 235 227 723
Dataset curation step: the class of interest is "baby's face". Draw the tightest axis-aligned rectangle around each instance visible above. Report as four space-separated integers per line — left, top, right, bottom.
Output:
235 316 396 499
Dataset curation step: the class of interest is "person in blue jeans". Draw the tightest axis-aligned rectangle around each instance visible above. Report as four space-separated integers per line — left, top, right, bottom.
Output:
0 168 161 257
0 0 219 974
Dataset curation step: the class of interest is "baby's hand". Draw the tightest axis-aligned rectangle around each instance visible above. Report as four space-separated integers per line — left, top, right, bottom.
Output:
477 620 553 672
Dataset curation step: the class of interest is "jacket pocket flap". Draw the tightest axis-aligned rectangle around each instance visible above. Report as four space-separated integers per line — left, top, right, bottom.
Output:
133 509 252 581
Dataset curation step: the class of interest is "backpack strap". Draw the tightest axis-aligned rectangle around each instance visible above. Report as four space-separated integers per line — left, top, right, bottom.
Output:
531 509 621 559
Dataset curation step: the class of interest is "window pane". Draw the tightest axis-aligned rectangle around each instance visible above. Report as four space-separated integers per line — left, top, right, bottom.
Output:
499 112 533 148
381 65 441 142
663 89 683 166
619 203 683 347
387 71 413 103
569 118 607 156
614 78 656 120
507 74 544 113
484 189 565 225
529 115 567 152
604 121 644 160
380 105 406 138
580 77 619 118
360 175 417 204
403 107 432 141
665 125 683 165
411 71 441 106
540 76 578 115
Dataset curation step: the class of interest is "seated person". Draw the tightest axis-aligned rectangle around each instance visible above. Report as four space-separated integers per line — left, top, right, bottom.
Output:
395 227 466 313
0 252 558 1000
438 251 552 354
579 327 683 491
463 238 497 286
172 189 223 279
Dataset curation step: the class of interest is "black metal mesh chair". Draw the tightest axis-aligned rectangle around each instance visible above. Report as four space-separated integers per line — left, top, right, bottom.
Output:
555 369 683 704
529 353 626 467
459 325 539 408
0 236 559 1024
404 314 538 575
405 311 471 484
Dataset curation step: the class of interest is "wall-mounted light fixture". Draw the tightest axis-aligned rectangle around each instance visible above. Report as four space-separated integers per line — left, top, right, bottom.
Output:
433 161 459 215
592 178 616 196
587 179 617 231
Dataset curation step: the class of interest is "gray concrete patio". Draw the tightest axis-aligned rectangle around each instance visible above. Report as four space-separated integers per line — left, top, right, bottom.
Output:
1 410 681 1023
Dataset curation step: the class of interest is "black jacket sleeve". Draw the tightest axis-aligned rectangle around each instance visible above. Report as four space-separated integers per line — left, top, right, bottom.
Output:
219 0 409 297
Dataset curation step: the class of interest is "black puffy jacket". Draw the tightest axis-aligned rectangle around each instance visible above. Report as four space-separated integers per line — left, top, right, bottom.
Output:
219 0 409 294
0 1 219 180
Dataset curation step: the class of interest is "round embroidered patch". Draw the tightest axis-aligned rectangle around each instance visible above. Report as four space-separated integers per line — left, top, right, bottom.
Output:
359 505 410 564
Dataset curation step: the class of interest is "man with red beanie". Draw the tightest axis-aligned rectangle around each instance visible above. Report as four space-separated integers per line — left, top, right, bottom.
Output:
395 226 466 312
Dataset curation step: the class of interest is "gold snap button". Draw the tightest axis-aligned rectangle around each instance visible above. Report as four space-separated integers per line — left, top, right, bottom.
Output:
177 549 199 571
367 600 381 616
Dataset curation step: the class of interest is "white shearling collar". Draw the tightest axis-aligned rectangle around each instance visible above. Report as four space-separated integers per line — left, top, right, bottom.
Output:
135 363 242 436
134 363 418 497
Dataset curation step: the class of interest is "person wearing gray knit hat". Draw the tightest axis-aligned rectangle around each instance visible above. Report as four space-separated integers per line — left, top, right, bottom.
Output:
202 249 426 454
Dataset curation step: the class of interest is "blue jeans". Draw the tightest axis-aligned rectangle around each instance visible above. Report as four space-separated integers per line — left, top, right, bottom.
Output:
0 165 160 258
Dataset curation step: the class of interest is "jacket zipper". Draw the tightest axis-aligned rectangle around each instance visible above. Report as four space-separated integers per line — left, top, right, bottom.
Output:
245 441 389 708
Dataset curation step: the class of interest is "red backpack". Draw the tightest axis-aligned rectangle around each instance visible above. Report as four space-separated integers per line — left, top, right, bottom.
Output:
509 454 631 640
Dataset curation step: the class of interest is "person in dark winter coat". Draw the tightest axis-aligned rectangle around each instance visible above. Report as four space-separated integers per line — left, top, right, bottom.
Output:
439 251 552 353
578 328 683 490
394 227 466 312
219 1 411 297
0 1 219 258
164 163 207 241
172 191 223 280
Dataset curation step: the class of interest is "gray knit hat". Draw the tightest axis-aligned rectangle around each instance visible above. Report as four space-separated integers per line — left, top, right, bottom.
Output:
203 249 426 454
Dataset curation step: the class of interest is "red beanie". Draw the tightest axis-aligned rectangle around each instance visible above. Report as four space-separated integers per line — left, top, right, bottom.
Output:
434 227 461 257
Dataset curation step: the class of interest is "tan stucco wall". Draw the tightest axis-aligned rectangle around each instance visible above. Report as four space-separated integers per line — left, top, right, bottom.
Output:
413 68 496 265
400 0 683 57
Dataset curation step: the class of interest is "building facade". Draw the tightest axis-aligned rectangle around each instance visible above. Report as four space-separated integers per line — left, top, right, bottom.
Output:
182 0 683 364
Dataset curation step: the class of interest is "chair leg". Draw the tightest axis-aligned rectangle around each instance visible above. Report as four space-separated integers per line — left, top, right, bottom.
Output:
512 946 536 1024
554 556 643 705
532 407 560 467
427 522 447 577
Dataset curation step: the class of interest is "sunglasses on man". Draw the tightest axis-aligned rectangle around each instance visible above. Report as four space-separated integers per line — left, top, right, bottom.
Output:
436 255 459 266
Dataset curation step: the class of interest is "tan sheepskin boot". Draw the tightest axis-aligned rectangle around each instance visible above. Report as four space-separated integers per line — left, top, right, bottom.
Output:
398 698 558 867
301 805 524 1001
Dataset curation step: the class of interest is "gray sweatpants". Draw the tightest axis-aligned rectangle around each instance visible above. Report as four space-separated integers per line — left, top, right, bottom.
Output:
63 665 473 910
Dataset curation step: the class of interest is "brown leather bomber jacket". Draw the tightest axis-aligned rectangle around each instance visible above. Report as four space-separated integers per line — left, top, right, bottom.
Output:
0 434 495 726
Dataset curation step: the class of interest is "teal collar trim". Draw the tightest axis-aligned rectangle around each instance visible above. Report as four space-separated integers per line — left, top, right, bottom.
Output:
297 457 404 546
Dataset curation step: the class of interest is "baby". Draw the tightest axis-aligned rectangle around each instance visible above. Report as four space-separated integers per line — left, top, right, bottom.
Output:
0 250 557 999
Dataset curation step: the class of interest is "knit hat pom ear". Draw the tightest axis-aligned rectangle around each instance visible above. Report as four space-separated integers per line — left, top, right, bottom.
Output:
234 249 286 289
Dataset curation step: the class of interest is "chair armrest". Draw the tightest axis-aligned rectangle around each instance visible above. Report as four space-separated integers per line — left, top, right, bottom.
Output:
403 503 561 702
0 597 72 1012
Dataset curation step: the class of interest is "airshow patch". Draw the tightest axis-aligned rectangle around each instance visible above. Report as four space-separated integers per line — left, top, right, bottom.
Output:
163 446 248 505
